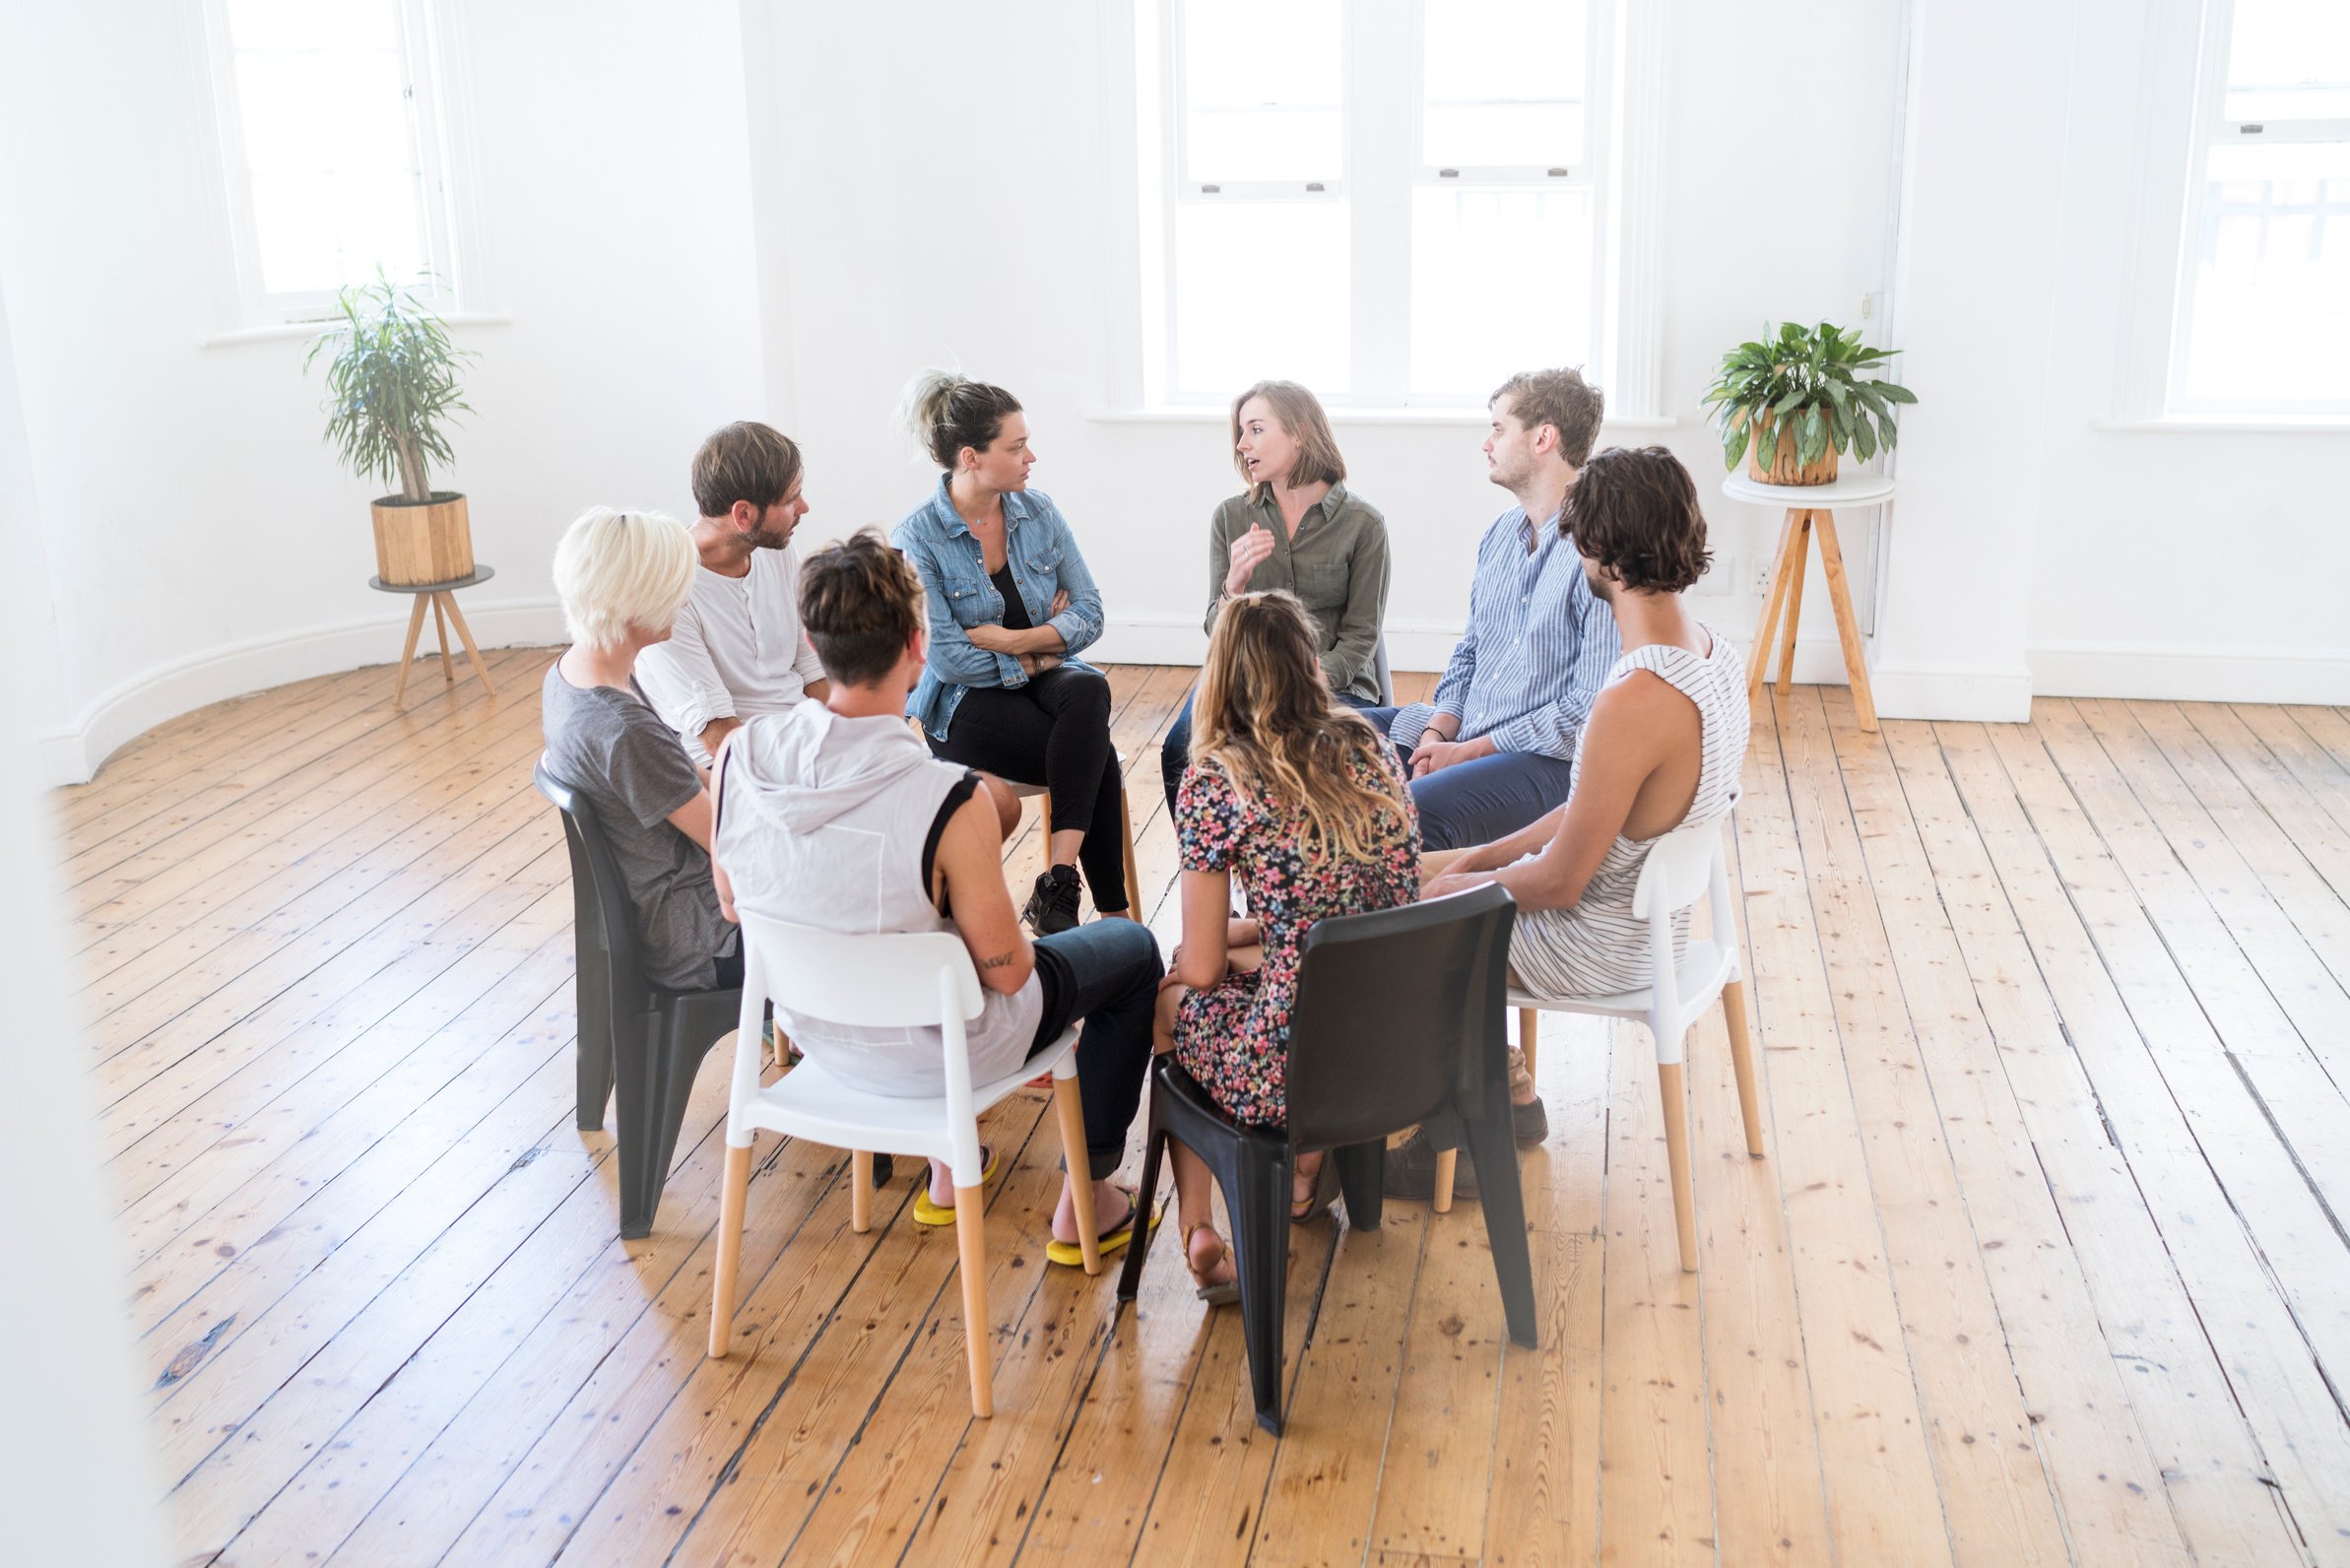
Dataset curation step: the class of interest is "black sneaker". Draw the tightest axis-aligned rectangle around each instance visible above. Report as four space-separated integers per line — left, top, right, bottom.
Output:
1022 864 1083 935
871 1152 894 1187
1513 1096 1550 1145
1382 1128 1480 1201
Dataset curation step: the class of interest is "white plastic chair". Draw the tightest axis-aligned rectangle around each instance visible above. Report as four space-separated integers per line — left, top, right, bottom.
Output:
1441 820 1764 1273
705 913 1100 1418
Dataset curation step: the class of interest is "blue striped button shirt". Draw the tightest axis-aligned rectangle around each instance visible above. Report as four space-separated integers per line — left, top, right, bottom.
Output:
1430 505 1621 761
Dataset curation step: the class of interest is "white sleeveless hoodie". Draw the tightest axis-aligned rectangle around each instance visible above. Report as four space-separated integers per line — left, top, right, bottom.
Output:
716 702 1044 1096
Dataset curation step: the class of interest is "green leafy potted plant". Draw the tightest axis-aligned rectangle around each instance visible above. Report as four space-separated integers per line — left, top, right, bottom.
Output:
1701 320 1915 486
306 269 477 585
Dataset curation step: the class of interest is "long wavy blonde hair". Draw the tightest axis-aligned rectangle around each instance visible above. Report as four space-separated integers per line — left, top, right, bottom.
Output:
1190 591 1410 862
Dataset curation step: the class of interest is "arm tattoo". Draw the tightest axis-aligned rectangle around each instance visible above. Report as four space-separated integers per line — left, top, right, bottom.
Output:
979 950 1018 971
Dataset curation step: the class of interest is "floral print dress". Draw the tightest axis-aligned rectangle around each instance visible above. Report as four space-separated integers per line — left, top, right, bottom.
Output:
1172 748 1421 1127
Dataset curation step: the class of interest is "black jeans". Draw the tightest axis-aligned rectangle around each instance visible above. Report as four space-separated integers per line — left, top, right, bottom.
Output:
1026 919 1164 1180
932 666 1129 911
1159 684 1378 817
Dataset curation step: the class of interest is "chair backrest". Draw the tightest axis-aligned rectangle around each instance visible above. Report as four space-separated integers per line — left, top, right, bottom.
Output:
1629 820 1737 1041
1372 634 1395 706
730 910 992 1140
1281 884 1517 1149
534 756 651 1031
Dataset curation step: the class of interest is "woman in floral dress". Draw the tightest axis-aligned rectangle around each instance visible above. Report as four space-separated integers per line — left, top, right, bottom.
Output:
1152 591 1420 1302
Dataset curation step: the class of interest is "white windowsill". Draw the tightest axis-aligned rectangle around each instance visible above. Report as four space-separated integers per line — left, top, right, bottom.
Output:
1091 406 1678 430
2092 415 2350 434
200 312 512 349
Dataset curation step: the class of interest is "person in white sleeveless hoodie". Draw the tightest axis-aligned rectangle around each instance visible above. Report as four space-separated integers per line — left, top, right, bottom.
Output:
711 530 1163 1266
1402 445 1749 1193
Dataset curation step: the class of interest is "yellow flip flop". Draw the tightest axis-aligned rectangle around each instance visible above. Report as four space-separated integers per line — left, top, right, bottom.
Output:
909 1147 1002 1226
1044 1188 1161 1269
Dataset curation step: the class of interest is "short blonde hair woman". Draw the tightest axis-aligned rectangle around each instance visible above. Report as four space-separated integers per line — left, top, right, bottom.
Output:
542 506 743 991
1150 590 1420 1303
1158 379 1392 817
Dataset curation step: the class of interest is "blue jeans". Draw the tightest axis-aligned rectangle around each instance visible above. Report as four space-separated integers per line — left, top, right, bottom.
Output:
1159 686 1379 817
1356 707 1579 853
1029 917 1164 1179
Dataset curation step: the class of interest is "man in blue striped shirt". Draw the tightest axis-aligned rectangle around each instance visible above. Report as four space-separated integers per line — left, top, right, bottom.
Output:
1364 367 1621 853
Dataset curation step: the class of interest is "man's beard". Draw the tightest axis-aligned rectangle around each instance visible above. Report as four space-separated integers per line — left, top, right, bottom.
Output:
750 522 793 550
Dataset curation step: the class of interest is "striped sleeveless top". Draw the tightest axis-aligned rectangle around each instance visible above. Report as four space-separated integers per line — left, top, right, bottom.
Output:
1509 629 1749 998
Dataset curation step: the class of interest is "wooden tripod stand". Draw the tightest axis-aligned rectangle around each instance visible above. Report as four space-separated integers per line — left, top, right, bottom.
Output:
1725 474 1893 733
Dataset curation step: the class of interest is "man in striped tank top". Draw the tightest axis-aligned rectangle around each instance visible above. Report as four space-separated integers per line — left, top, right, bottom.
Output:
1391 445 1748 1197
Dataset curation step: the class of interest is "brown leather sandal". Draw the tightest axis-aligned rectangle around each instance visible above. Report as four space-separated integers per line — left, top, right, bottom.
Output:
1183 1221 1241 1306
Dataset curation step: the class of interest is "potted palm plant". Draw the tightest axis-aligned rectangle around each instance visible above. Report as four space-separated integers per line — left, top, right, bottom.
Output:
1701 320 1915 486
306 270 477 585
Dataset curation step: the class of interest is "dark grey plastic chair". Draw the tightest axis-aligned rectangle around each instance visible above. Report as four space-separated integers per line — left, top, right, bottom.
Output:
534 756 741 1240
1116 883 1536 1433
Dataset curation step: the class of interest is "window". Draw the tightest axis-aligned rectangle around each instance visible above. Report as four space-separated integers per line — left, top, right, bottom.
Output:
1150 0 1617 407
202 0 464 323
2171 0 2350 411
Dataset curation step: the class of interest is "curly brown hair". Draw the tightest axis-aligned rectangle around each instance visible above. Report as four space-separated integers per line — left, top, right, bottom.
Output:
1561 445 1713 594
798 528 926 686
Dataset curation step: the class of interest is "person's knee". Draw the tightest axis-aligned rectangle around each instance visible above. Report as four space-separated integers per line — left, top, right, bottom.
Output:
1063 668 1113 722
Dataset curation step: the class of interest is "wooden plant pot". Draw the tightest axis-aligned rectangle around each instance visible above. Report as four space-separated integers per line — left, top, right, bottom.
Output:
1746 410 1841 487
372 492 474 586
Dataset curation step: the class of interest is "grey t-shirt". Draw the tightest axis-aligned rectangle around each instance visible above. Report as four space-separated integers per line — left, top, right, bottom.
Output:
540 664 734 991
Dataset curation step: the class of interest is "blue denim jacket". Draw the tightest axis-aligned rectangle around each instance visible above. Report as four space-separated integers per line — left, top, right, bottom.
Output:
893 478 1107 741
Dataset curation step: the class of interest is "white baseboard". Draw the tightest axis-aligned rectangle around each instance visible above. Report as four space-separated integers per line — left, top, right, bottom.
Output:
2029 640 2350 705
37 597 564 787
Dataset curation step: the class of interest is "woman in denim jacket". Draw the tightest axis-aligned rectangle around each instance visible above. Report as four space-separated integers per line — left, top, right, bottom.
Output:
894 372 1127 935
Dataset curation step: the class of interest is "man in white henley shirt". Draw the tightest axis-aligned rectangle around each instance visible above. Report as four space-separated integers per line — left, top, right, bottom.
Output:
636 422 830 767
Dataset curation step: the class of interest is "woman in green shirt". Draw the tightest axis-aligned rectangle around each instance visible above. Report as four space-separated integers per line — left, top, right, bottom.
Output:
1157 380 1393 815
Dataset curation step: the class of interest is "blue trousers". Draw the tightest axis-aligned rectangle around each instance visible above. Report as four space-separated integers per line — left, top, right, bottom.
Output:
1355 707 1579 852
1158 686 1378 818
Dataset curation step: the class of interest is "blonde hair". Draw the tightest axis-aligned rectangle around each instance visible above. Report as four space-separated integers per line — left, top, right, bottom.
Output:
1229 379 1345 503
1191 591 1410 862
553 506 695 649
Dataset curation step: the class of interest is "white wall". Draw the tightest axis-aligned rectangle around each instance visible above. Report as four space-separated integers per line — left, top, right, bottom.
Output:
751 0 1911 676
2 0 2343 788
0 0 769 783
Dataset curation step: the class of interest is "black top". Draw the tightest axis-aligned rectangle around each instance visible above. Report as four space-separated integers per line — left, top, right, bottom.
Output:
990 564 1033 631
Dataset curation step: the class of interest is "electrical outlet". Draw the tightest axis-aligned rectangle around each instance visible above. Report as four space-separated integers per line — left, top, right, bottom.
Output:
1751 556 1774 600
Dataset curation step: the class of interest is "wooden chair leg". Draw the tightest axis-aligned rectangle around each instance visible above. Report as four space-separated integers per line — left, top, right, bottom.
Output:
954 1189 994 1417
1774 514 1809 697
1722 980 1766 1157
1518 1007 1540 1085
1118 786 1142 917
1811 512 1876 732
430 593 457 684
1052 1076 1102 1274
1658 1060 1698 1273
437 591 498 696
1433 1147 1457 1213
392 595 428 708
708 1143 753 1357
1746 509 1800 700
851 1150 874 1233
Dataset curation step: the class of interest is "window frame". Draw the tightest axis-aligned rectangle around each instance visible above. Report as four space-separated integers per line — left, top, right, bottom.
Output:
2146 0 2350 418
1147 0 1647 413
196 0 471 327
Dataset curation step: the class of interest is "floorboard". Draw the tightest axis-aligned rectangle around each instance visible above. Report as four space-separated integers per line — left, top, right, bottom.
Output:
51 661 2350 1565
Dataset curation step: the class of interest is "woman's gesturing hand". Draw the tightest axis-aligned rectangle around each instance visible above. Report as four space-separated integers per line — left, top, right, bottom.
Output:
1222 524 1276 596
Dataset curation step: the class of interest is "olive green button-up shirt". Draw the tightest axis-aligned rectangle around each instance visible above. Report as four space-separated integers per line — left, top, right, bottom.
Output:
1204 483 1392 703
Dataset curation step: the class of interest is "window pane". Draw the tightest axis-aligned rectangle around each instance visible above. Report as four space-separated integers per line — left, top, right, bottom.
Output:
224 0 426 296
1182 0 1340 182
1173 200 1349 395
2179 141 2350 405
1423 0 1586 167
1410 187 1591 399
2225 0 2350 121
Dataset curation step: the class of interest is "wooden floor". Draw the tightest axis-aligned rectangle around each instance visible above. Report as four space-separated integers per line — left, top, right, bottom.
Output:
52 649 2350 1566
